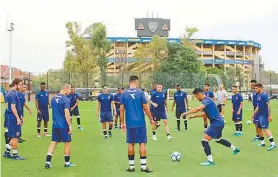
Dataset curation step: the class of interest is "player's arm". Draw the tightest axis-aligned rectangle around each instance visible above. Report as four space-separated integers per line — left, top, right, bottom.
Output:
252 106 259 119
48 94 51 108
120 104 125 125
224 91 228 105
164 99 168 111
172 97 176 111
182 104 205 117
11 104 21 125
112 100 117 115
24 102 32 115
35 93 40 113
96 102 100 115
185 95 189 110
189 112 206 119
72 99 78 110
143 104 153 121
65 108 72 134
266 101 272 121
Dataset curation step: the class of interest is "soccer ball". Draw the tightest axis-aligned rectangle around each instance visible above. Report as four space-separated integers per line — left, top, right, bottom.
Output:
171 151 181 162
246 120 252 125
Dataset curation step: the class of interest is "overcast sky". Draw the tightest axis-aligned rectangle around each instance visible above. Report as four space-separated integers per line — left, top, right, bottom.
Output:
1 0 278 73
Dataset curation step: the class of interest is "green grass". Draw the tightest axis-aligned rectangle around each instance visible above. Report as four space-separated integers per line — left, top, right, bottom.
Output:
1 100 278 177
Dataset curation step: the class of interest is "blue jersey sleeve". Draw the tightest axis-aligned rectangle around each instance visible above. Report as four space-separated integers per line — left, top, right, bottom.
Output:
239 95 243 102
141 91 147 104
263 94 269 103
64 98 70 109
97 95 101 102
184 92 187 99
10 94 16 104
110 94 113 101
201 98 210 108
75 93 79 99
120 94 125 105
210 92 214 98
35 92 39 100
151 92 156 102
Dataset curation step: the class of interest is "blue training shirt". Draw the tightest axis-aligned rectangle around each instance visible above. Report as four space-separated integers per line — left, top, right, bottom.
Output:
6 90 21 119
36 90 49 109
17 91 26 116
120 88 147 128
51 94 70 128
98 93 113 111
151 91 167 112
113 93 122 109
201 97 224 126
174 91 187 108
67 93 79 107
232 93 243 112
204 91 214 98
257 92 269 118
252 91 258 109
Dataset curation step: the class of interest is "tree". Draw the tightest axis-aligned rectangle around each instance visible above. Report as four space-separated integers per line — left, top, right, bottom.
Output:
182 26 199 47
85 23 111 86
64 22 98 87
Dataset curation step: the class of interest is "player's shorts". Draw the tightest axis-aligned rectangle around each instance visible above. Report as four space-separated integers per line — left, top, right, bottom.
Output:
70 107 80 117
7 118 21 138
150 106 154 113
115 108 120 116
217 104 225 113
100 111 113 123
126 126 147 144
152 111 167 121
253 106 259 124
37 109 49 121
176 107 186 118
205 124 224 139
232 112 242 121
256 116 269 129
4 109 8 128
52 128 71 142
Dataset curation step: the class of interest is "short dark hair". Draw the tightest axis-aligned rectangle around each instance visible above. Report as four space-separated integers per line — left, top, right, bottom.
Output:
102 85 108 88
9 84 12 88
250 80 257 83
129 75 139 82
12 78 22 86
232 85 238 88
204 83 210 86
192 88 203 94
176 84 180 87
41 82 46 86
254 83 263 88
152 83 156 85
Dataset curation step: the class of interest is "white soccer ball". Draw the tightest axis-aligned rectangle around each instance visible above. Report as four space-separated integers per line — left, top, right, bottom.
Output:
171 151 181 162
246 120 252 125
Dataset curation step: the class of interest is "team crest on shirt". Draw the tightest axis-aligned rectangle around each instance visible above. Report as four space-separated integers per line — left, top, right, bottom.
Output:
46 94 48 96
236 97 238 100
16 132 20 136
108 96 110 99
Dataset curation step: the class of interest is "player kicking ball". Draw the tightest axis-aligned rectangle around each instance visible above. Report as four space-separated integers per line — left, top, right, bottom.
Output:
97 85 117 139
67 87 83 131
182 88 240 166
149 84 173 141
252 83 276 151
120 75 154 173
231 86 243 137
45 83 75 169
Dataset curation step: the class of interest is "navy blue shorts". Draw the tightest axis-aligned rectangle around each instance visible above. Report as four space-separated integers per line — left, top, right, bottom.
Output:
37 109 49 121
52 128 72 142
7 119 21 138
70 107 80 117
153 111 167 121
126 126 147 144
232 112 242 121
4 109 8 128
205 124 224 139
100 111 113 123
176 107 186 118
115 108 120 116
256 116 269 129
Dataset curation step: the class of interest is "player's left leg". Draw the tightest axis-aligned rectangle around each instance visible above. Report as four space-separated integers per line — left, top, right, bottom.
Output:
162 119 173 141
8 121 26 160
139 143 153 173
74 108 83 130
126 143 136 172
107 112 113 137
261 119 276 151
45 141 58 169
43 111 51 136
151 120 158 140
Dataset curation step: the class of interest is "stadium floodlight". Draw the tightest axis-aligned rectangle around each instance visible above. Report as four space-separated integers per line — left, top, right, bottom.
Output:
7 22 15 84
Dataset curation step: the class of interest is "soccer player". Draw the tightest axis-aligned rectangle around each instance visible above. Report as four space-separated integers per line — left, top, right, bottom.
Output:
231 86 243 136
149 84 173 141
17 83 32 142
171 84 189 131
3 78 26 160
68 87 83 130
182 88 240 166
250 80 259 141
3 84 12 151
216 84 228 119
120 75 154 173
36 82 51 137
252 83 276 151
203 83 215 129
45 83 75 169
97 85 116 139
113 88 123 129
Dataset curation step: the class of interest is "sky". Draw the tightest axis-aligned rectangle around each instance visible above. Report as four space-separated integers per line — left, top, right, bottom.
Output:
0 0 278 73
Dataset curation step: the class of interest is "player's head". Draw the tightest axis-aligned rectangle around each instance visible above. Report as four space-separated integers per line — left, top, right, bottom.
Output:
250 79 257 90
11 78 23 91
156 84 163 92
102 85 108 94
152 83 157 89
219 84 224 90
192 88 205 101
141 87 146 92
254 83 263 94
176 84 181 91
21 83 27 92
117 87 123 93
203 83 210 91
61 83 71 95
40 82 46 91
232 85 238 94
129 75 139 88
70 85 75 94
